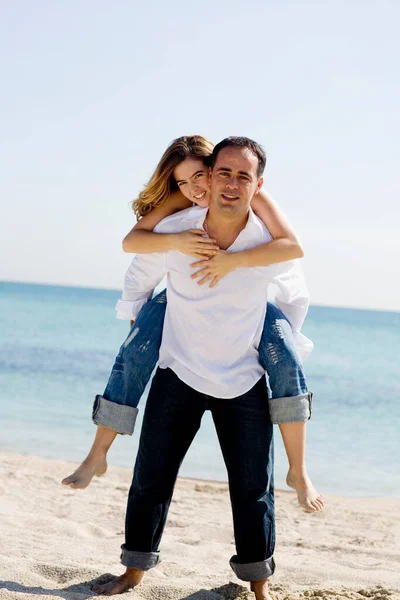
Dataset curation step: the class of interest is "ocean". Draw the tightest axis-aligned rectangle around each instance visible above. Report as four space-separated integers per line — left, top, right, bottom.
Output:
1 281 399 497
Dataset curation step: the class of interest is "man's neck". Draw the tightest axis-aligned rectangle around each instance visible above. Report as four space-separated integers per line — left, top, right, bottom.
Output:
205 206 250 250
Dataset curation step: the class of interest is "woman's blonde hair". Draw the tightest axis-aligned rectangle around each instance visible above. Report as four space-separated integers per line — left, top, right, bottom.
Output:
132 135 214 219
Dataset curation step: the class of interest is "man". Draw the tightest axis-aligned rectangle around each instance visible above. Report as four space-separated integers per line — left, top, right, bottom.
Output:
93 137 307 600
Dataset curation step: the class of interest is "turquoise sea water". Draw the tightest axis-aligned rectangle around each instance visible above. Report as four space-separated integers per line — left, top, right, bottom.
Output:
1 281 399 497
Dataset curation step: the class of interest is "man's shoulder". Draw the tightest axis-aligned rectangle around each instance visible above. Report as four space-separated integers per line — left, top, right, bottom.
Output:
154 206 205 234
247 209 273 243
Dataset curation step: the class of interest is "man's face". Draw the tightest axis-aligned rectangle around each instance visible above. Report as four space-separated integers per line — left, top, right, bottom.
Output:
209 146 263 217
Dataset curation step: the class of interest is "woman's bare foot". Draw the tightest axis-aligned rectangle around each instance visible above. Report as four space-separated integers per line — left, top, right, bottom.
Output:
92 568 144 596
61 453 107 489
286 469 324 512
250 579 272 600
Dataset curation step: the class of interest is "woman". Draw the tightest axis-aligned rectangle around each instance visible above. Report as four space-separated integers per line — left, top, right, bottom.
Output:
62 135 324 513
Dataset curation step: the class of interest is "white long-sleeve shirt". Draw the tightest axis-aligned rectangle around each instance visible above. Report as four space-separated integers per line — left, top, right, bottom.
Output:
116 206 313 399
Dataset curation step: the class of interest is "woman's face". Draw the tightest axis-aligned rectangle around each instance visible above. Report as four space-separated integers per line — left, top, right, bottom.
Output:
173 158 210 207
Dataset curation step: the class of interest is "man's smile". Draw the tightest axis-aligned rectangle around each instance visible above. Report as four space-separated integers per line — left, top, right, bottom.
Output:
221 193 240 201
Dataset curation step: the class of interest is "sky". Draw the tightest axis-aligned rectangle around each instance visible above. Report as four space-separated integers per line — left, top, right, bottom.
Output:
1 0 399 311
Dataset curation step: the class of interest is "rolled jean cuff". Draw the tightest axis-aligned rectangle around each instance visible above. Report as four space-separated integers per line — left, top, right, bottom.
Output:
92 395 139 435
268 392 313 424
229 555 275 581
120 545 160 570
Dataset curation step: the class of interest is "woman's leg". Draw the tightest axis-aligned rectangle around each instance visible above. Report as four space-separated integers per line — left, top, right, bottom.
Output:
259 302 324 512
62 425 117 489
62 290 167 489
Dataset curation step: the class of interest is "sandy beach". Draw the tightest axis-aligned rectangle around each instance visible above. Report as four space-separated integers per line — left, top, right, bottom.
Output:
0 452 399 600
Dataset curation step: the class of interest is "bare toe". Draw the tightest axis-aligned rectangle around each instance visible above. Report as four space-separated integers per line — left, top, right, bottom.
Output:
61 477 81 489
68 482 81 490
61 471 89 489
92 574 116 594
287 470 324 513
92 571 143 596
314 496 325 508
61 456 107 490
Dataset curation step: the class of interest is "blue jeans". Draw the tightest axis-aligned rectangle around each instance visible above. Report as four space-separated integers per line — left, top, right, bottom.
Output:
92 290 312 435
121 367 275 581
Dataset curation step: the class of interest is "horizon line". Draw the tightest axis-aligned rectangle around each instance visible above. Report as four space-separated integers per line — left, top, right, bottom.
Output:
2 278 399 316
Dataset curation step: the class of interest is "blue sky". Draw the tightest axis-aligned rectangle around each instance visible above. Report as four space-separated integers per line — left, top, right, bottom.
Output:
1 1 399 310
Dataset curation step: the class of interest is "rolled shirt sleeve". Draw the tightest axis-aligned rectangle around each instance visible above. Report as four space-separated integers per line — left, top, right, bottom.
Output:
115 298 150 321
269 260 314 361
116 251 168 321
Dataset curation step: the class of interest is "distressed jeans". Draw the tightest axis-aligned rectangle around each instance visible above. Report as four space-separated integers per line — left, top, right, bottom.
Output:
121 367 275 581
92 290 313 435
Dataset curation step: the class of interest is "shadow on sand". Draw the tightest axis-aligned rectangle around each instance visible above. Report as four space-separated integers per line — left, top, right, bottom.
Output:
0 577 251 599
0 578 97 599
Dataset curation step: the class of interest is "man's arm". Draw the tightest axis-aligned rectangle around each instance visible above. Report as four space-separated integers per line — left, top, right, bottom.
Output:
116 251 168 322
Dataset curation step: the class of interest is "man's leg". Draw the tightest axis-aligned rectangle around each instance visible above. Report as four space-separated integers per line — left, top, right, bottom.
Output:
93 367 204 596
211 377 274 600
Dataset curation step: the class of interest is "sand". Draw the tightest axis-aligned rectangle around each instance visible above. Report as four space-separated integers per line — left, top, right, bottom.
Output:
0 452 399 600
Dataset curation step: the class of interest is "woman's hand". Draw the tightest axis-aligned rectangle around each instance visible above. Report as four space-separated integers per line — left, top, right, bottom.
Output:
171 230 219 258
190 251 236 287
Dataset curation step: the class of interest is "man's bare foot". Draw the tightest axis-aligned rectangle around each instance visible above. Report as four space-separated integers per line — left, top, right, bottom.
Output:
286 469 324 512
250 579 272 600
61 454 107 489
92 568 144 596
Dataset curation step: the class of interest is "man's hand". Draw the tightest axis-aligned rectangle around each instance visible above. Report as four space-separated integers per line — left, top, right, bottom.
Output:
190 251 236 288
171 230 219 258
